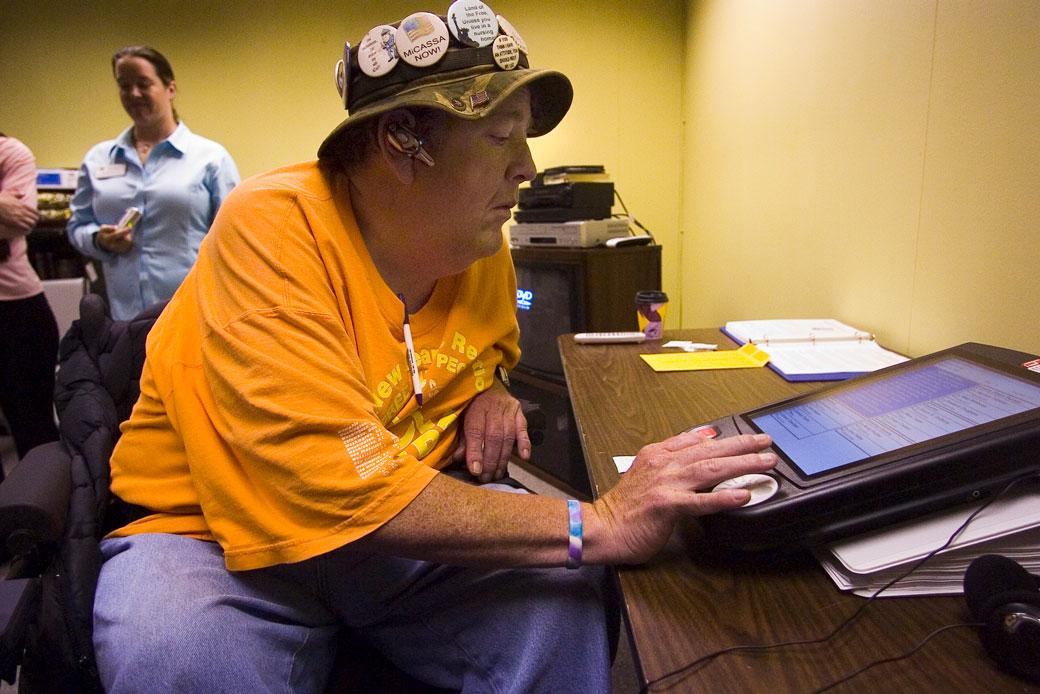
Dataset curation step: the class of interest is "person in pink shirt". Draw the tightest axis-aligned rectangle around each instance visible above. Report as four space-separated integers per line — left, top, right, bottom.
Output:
0 133 59 469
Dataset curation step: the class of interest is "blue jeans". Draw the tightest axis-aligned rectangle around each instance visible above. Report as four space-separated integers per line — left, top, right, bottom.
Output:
94 523 615 692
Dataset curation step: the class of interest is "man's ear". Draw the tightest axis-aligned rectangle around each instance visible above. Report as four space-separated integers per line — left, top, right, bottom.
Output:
377 111 418 185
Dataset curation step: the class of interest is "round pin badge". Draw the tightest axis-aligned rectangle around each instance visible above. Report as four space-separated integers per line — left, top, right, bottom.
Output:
492 35 520 70
358 25 399 77
446 0 499 48
396 12 450 67
335 41 350 109
495 15 528 54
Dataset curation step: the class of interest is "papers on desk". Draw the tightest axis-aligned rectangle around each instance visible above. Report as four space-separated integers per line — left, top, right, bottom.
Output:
639 343 770 372
662 340 718 352
815 485 1040 597
721 319 908 381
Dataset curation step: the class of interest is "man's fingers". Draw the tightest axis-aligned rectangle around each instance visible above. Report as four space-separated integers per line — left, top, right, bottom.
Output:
630 435 776 494
676 487 754 515
661 431 771 459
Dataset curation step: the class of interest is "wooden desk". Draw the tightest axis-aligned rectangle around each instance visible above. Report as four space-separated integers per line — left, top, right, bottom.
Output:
559 329 1038 693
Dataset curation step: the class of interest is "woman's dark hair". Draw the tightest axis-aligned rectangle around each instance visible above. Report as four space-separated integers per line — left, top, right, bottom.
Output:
112 45 175 84
112 45 179 121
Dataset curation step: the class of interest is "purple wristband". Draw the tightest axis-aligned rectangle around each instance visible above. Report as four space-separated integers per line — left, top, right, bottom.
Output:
566 499 583 569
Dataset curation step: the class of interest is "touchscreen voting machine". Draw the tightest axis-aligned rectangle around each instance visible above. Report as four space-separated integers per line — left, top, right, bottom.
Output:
693 343 1040 551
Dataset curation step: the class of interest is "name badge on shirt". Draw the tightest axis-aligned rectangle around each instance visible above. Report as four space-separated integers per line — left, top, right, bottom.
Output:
96 163 127 179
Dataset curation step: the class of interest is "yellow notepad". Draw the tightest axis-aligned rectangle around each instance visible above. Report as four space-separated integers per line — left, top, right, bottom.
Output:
640 343 771 372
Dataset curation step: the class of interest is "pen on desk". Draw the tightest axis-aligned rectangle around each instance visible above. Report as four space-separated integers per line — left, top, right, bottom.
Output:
687 343 718 352
398 293 423 406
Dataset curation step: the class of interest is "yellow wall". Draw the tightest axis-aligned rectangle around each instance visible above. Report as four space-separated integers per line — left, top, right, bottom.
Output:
1 0 686 313
6 1 1038 358
683 0 1040 356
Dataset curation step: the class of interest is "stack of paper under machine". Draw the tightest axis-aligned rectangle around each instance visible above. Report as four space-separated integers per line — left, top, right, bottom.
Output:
816 481 1040 597
508 165 631 247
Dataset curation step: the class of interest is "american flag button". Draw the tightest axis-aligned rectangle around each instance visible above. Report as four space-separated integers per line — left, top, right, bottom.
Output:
396 12 449 68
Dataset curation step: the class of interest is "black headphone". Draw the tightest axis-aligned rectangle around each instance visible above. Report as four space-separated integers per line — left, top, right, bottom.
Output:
964 553 1040 683
386 122 435 167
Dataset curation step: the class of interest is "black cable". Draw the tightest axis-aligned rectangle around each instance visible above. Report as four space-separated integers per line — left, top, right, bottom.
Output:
642 472 1038 692
613 189 656 243
807 623 982 693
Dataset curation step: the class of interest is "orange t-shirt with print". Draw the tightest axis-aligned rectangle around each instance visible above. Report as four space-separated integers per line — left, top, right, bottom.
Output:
108 161 520 570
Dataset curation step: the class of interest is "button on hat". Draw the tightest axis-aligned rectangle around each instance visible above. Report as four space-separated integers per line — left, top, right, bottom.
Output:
319 4 572 158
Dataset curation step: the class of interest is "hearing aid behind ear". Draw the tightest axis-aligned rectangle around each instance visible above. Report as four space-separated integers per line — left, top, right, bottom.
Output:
386 123 435 167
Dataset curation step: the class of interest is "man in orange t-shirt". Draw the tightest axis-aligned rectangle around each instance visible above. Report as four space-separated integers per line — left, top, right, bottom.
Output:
93 8 776 693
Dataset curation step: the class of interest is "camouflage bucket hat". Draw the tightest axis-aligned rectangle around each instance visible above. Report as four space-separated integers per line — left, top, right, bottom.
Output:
318 6 573 158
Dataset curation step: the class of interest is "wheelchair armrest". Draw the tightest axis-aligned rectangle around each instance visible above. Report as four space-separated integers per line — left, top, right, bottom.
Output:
0 440 73 567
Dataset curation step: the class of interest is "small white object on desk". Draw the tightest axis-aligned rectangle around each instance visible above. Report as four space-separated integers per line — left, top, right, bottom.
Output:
613 455 635 473
574 332 646 344
604 234 653 248
663 341 718 352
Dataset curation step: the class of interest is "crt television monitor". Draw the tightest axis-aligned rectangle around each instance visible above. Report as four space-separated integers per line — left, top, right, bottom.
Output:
511 246 663 382
514 261 581 381
694 342 1040 551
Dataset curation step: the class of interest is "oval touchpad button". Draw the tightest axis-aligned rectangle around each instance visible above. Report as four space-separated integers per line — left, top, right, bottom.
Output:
712 474 779 506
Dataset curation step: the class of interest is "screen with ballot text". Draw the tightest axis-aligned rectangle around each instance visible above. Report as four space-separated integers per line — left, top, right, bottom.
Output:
749 357 1040 477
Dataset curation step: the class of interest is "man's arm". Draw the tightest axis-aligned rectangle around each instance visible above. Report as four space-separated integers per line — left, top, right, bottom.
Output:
364 430 775 568
451 377 530 483
0 191 38 238
0 140 39 238
66 160 108 260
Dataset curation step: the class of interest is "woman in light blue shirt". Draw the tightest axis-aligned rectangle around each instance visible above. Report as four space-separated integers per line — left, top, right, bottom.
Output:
67 45 240 320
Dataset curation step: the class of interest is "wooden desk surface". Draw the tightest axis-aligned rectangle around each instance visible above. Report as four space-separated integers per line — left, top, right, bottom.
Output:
559 329 1038 693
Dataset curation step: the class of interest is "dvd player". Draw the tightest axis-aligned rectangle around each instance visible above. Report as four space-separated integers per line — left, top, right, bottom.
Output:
508 219 630 247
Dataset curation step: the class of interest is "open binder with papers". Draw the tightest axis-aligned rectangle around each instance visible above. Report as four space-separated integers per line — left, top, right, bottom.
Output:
815 482 1040 597
721 318 909 381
